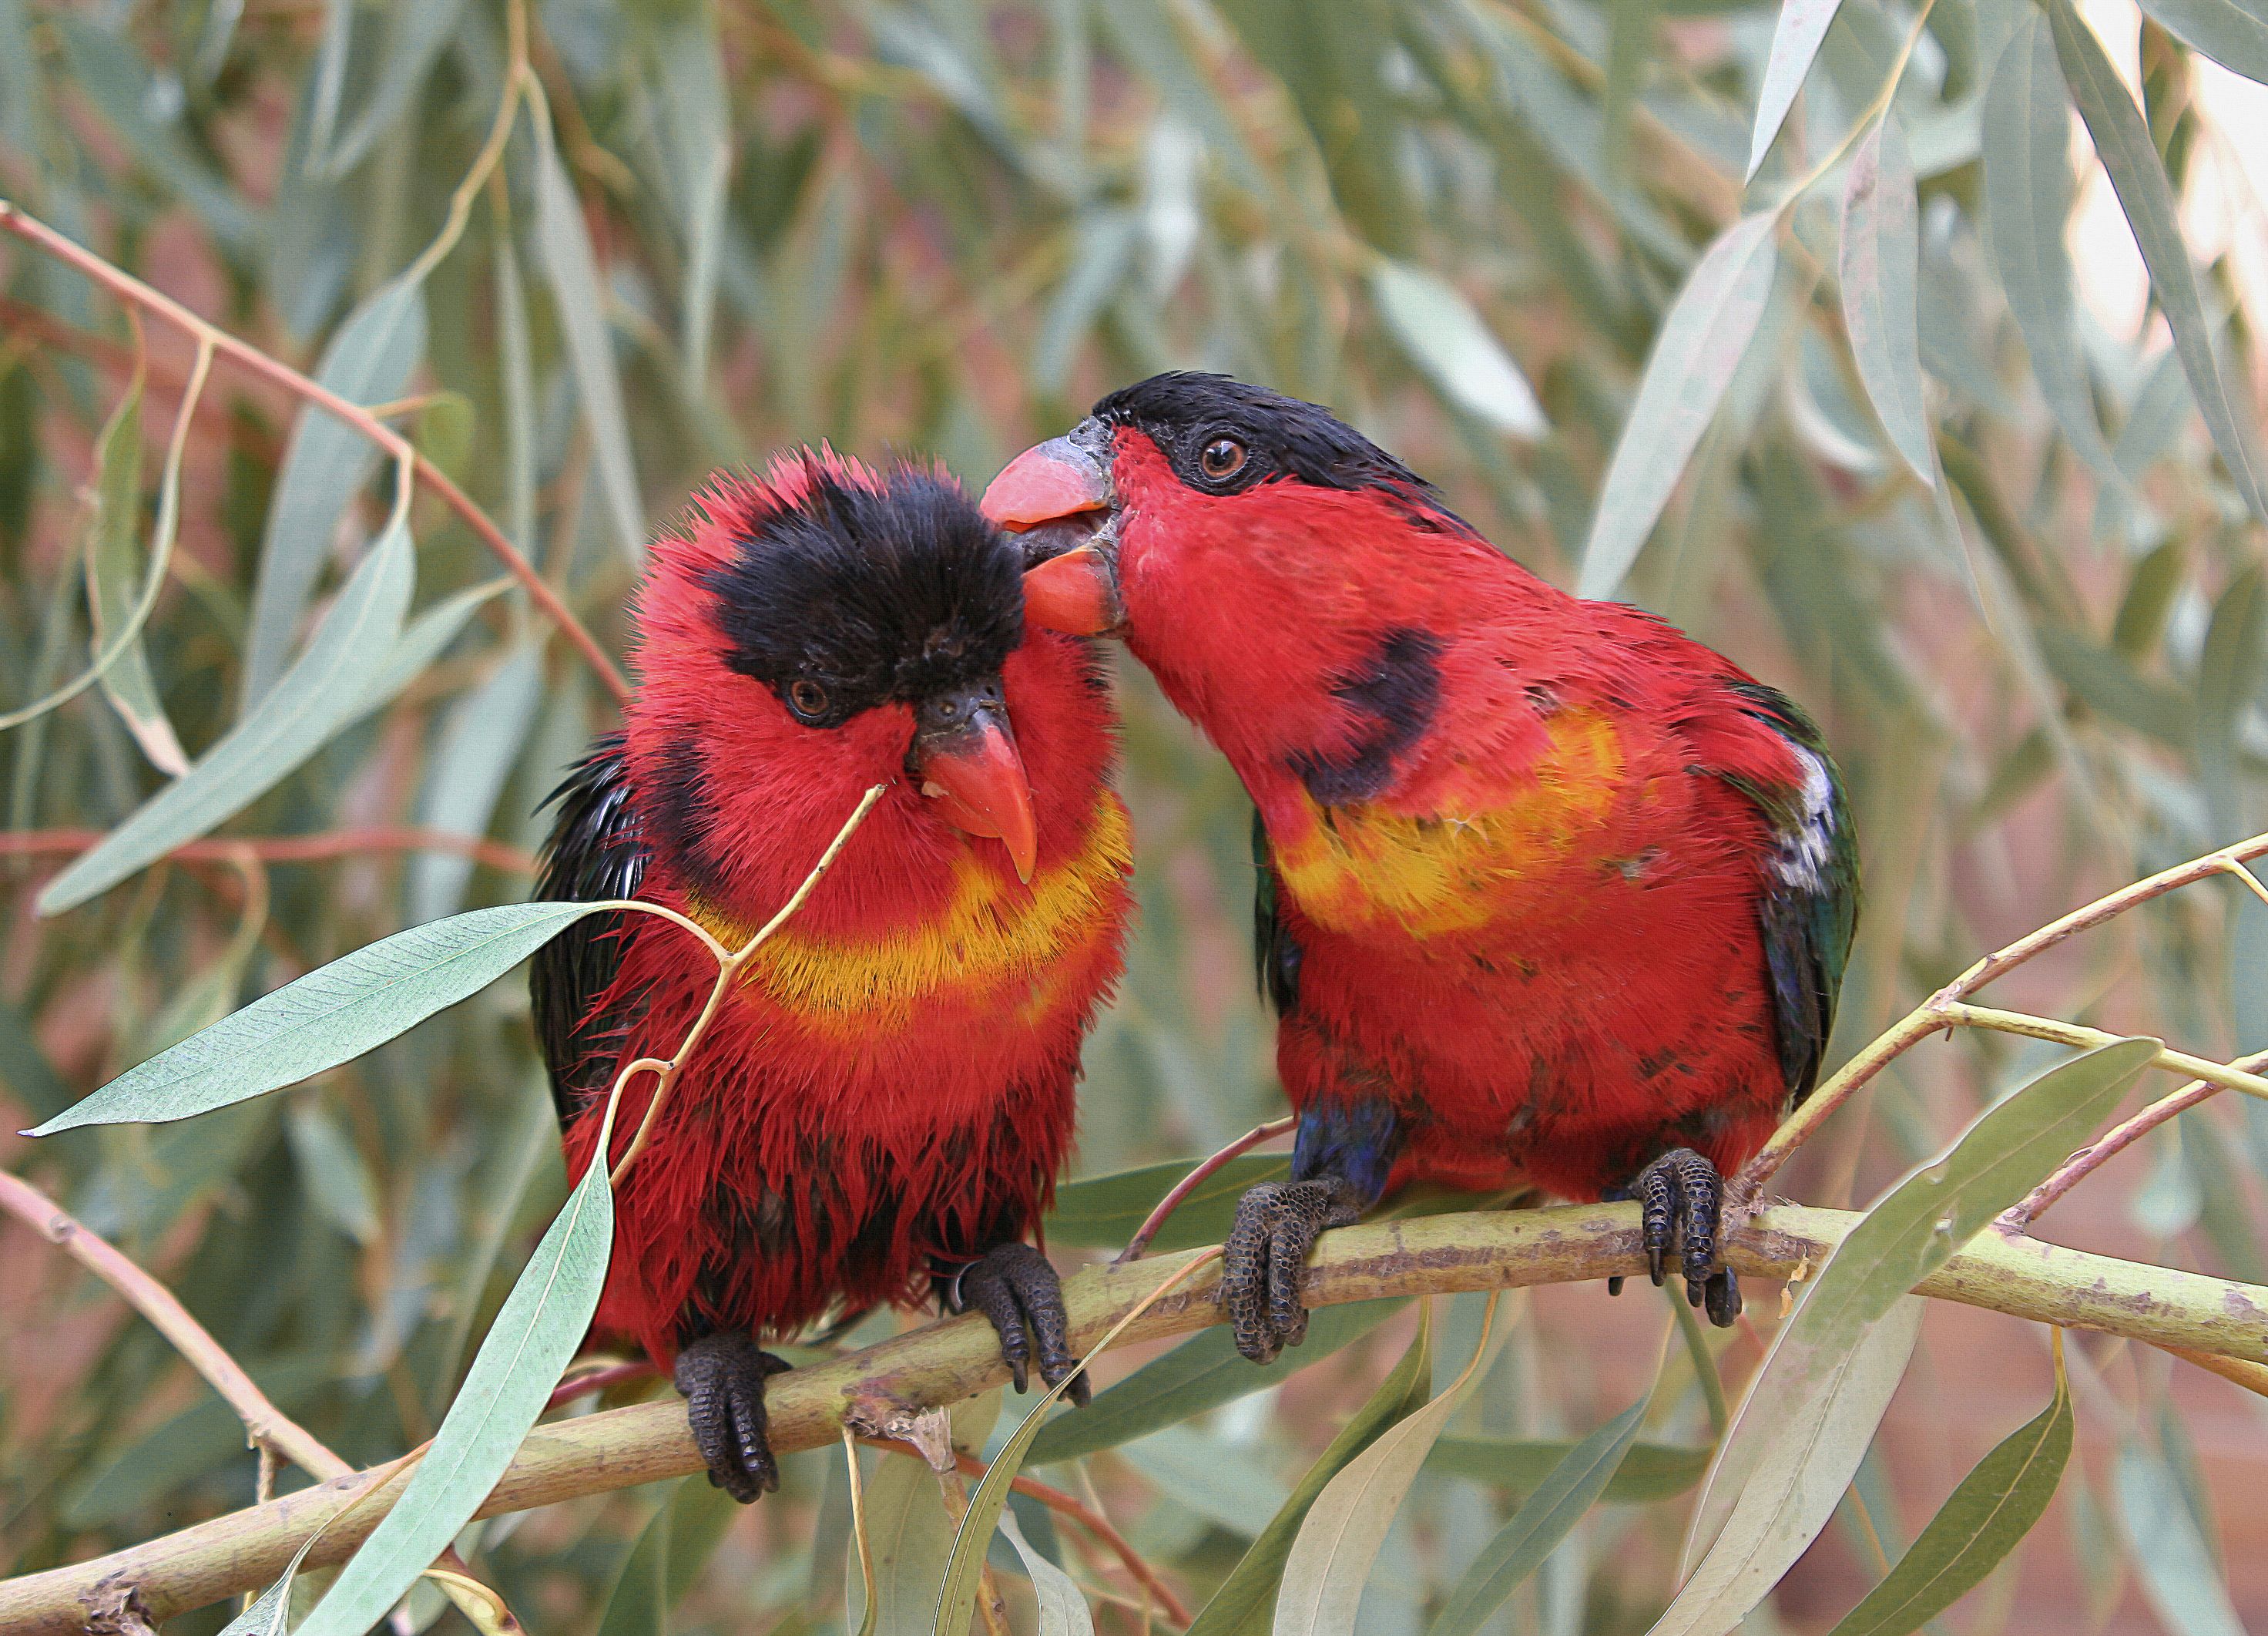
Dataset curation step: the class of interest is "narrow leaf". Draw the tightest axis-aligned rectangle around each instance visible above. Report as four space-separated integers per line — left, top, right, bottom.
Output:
2051 0 2268 524
1750 0 1844 178
534 116 646 564
1273 1301 1508 1636
82 370 190 773
1371 260 1547 438
2135 0 2268 90
1839 115 1934 484
1651 1297 1924 1636
2114 1439 2246 1636
997 1506 1096 1636
241 275 426 711
358 578 514 717
319 0 471 176
1826 1349 2072 1636
1578 213 1779 599
1429 1349 1662 1636
1185 1306 1434 1636
39 516 417 916
410 642 545 922
1045 1154 1290 1250
1027 1298 1406 1466
217 1530 327 1636
294 1121 616 1636
26 902 612 1134
1980 17 2128 490
1427 1436 1709 1503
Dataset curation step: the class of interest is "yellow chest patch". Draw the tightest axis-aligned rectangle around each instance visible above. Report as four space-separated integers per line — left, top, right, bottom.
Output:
1270 709 1626 939
688 795 1131 1036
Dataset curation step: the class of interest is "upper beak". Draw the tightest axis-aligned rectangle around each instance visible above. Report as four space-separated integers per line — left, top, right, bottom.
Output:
909 679 1040 884
982 435 1126 637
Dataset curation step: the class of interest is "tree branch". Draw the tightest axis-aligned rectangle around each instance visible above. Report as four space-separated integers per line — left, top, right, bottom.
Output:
4 1201 2263 1634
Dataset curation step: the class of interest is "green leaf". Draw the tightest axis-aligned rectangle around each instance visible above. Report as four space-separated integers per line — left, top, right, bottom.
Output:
2197 566 2266 836
534 110 646 565
1980 16 2128 491
82 370 189 774
318 0 471 176
38 515 417 917
1578 213 1779 599
1825 1357 2072 1636
1653 1298 1925 1636
294 1119 617 1636
287 1102 381 1245
1427 1436 1709 1504
1428 1360 1660 1636
240 275 426 711
1839 115 1933 484
2114 1438 2246 1636
409 640 545 922
1119 1426 1293 1534
2135 0 2268 89
1370 260 1547 438
1750 0 1844 178
595 1476 741 1636
359 577 515 715
1185 1305 1434 1636
217 1530 327 1636
25 902 614 1134
1025 1298 1405 1466
1273 1303 1508 1636
2052 0 2268 526
1045 1154 1290 1250
996 1506 1095 1636
877 1395 998 1636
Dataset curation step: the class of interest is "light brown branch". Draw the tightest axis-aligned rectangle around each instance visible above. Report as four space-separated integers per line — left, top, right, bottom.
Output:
5 1201 2265 1634
0 200 632 705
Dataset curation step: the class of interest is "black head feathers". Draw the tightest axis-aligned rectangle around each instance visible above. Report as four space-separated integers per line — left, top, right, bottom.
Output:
1091 372 1439 503
696 457 1024 728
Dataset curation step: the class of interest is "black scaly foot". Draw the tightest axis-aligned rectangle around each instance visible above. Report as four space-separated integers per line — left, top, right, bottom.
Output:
955 1242 1091 1405
675 1332 792 1502
1220 1177 1369 1364
1607 1148 1740 1326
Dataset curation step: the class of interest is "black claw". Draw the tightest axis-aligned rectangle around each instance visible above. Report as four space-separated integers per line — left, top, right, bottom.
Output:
1607 1275 1626 1297
675 1332 787 1503
960 1242 1089 1404
1221 1177 1368 1365
1622 1148 1738 1329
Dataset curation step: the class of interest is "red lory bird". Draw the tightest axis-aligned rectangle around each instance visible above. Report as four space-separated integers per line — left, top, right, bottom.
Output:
533 452 1132 1497
982 375 1857 1358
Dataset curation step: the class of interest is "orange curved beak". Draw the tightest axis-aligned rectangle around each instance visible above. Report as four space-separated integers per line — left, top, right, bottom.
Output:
982 436 1124 637
911 688 1039 883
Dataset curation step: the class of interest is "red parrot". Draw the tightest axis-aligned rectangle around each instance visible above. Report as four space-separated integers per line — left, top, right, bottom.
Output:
982 375 1857 1359
532 452 1132 1497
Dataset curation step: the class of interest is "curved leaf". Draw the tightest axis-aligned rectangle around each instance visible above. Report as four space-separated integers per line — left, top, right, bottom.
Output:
26 902 614 1135
1185 1308 1434 1636
998 1504 1097 1636
2051 0 2268 525
2115 1437 2246 1636
1045 1154 1290 1250
39 515 416 917
82 369 190 774
2135 0 2268 89
1749 0 1844 178
1428 1436 1709 1504
1825 1351 2072 1636
294 1121 616 1636
1371 260 1547 438
1840 114 1933 484
1578 213 1779 599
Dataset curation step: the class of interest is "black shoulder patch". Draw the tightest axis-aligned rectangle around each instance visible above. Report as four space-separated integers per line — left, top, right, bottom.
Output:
1252 807 1300 1013
1289 628 1442 805
531 735 650 1123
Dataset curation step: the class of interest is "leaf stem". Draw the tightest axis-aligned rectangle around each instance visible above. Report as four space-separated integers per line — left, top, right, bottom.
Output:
1116 1114 1297 1264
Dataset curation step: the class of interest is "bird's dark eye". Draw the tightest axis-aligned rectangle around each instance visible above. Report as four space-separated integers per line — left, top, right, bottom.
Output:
787 679 829 721
1199 437 1248 481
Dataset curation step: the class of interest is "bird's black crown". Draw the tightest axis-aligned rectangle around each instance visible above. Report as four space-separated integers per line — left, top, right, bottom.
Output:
1092 372 1439 502
700 462 1024 729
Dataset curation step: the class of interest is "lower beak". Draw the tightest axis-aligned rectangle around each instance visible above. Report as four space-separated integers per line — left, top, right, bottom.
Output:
911 700 1040 884
982 436 1124 637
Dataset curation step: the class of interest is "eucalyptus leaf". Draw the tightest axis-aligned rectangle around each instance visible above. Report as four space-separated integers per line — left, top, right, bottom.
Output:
997 1506 1095 1636
39 516 417 916
319 0 471 176
1427 1436 1709 1503
410 641 545 922
2135 0 2268 88
1749 0 1844 178
2114 1438 2246 1636
1839 115 1933 484
27 902 615 1134
82 371 189 773
1579 213 1779 599
1045 1154 1290 1250
1370 260 1547 438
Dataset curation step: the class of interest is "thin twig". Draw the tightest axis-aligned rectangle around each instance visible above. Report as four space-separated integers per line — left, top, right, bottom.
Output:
0 200 632 704
1733 830 2268 1204
0 826 538 876
1117 1115 1295 1264
2006 1050 2268 1228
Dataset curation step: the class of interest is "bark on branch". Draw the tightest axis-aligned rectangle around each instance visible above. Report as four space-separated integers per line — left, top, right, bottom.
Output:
5 1201 2263 1634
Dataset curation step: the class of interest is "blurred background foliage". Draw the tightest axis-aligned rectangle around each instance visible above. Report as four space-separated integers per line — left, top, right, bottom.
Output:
4 0 2268 1628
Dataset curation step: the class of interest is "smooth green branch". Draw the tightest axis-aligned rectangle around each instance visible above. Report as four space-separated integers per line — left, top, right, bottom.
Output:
4 1202 2264 1634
